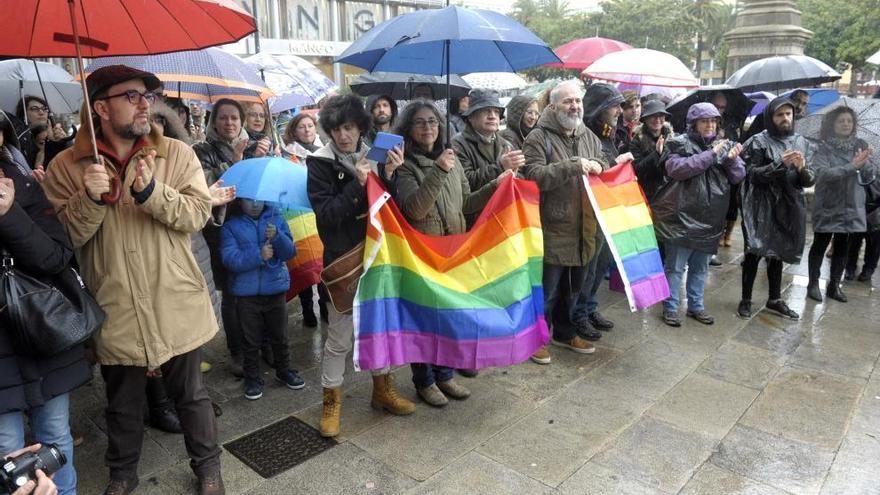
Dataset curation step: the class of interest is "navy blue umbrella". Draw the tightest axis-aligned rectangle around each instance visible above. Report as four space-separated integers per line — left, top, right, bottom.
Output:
335 5 560 143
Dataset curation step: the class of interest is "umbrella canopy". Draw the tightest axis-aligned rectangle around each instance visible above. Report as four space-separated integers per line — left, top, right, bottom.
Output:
0 0 254 58
616 82 686 101
781 87 839 115
462 72 528 91
220 157 310 209
245 53 337 112
521 78 564 98
867 49 880 65
667 85 754 132
350 72 470 100
583 49 699 88
546 37 632 70
746 91 776 117
797 96 880 167
84 47 272 103
725 55 841 92
335 5 560 75
0 59 82 115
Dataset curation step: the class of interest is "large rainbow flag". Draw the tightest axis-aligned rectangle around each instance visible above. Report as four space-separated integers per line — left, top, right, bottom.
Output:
584 162 669 311
352 174 549 371
283 207 323 300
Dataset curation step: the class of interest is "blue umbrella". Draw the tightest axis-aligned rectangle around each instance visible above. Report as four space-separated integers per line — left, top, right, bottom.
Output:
219 157 310 210
746 91 776 117
335 5 560 143
781 88 839 115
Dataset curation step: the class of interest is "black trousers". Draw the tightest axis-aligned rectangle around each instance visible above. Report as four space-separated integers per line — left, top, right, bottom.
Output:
808 232 850 285
741 253 783 301
846 231 880 275
221 290 244 356
101 348 220 481
236 294 290 380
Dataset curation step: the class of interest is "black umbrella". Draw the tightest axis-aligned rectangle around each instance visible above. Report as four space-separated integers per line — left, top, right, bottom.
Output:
725 55 841 92
666 84 755 133
350 72 471 100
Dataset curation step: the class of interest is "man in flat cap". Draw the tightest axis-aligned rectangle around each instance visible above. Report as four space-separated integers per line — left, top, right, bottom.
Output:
43 65 224 495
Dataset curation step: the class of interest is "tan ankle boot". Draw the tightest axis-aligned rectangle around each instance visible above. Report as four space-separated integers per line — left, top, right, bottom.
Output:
320 387 341 437
371 374 416 415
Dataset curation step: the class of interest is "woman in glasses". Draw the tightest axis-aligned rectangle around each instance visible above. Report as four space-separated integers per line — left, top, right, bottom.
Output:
14 95 74 170
243 102 276 159
392 99 511 408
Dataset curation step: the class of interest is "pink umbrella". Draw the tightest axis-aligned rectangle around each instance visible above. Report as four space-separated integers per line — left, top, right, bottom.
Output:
545 37 632 70
582 48 699 88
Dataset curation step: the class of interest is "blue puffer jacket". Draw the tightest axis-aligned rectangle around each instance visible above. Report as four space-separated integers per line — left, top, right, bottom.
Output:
221 206 296 296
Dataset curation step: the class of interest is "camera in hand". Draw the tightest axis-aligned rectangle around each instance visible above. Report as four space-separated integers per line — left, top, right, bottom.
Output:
0 444 66 493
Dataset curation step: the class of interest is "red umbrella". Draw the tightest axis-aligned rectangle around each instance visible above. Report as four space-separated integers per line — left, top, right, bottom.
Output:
0 0 255 202
545 37 633 70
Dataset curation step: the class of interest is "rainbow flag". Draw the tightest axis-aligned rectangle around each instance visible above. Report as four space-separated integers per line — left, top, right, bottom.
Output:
283 207 323 300
584 162 669 311
353 174 549 371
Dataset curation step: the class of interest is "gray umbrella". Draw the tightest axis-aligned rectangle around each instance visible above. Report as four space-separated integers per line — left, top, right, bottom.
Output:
725 55 841 92
0 59 82 117
350 72 471 100
799 96 880 171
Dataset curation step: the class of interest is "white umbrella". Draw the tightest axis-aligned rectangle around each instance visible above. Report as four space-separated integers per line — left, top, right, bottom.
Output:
867 49 880 65
462 72 528 91
582 48 699 88
0 59 82 117
245 52 338 112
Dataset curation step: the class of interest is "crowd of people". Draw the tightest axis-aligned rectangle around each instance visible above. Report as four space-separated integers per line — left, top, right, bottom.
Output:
0 62 875 495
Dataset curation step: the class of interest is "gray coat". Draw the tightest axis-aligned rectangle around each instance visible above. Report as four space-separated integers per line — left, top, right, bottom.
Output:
812 138 874 233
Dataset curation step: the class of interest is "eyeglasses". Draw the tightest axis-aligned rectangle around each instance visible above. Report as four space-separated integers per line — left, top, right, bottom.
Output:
27 105 49 113
413 118 440 128
98 90 159 105
152 116 167 127
246 112 266 119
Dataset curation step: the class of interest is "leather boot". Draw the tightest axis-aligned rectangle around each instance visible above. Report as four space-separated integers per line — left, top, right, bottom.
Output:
319 387 341 437
371 374 416 415
827 282 848 302
145 376 183 434
807 281 823 302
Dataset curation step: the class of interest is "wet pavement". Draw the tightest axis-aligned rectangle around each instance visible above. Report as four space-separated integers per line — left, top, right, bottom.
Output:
70 231 880 494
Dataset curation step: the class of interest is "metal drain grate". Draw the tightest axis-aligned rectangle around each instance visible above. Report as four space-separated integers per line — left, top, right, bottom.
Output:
224 416 336 478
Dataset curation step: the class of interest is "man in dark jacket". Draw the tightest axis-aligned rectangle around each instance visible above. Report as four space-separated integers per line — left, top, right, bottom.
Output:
616 90 640 153
364 94 398 147
653 103 745 327
571 83 625 337
630 99 674 202
738 96 815 319
521 80 605 364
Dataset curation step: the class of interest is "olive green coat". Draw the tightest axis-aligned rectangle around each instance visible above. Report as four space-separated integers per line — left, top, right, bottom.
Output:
453 125 512 192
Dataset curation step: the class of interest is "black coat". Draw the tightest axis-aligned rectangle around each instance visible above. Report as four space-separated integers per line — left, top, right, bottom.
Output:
306 145 397 265
0 162 91 414
629 123 673 202
740 131 815 263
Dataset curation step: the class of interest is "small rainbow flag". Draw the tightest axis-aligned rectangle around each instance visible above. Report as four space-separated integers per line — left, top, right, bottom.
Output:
283 207 323 300
584 162 669 311
353 174 549 371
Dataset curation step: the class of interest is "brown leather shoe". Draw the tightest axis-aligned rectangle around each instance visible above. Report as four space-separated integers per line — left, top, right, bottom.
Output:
198 472 225 495
103 477 139 495
530 345 551 364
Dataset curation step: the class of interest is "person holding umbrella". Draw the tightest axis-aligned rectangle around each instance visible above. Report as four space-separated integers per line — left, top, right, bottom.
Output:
630 99 674 203
452 89 524 197
806 106 875 303
738 96 815 319
306 95 413 438
42 65 224 495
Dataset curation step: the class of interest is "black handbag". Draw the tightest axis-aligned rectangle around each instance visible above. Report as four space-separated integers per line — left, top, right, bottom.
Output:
0 252 105 357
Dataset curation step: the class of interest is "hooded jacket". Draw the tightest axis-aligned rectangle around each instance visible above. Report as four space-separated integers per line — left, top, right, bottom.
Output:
630 121 674 202
583 83 624 168
652 103 746 254
499 95 538 150
740 97 816 263
221 204 296 296
364 95 399 147
43 111 216 367
452 124 512 192
812 136 874 233
521 107 604 266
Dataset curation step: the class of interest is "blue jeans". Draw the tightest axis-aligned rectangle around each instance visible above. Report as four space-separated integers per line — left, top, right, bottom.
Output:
411 364 454 389
573 232 613 321
663 243 711 313
0 394 76 495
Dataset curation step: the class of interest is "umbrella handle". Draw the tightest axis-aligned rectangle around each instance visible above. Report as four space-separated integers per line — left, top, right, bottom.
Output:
101 175 122 205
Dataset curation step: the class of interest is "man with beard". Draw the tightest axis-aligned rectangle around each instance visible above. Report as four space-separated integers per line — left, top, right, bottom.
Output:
43 66 224 495
521 80 605 364
570 83 626 339
738 96 815 320
364 94 398 147
790 89 810 120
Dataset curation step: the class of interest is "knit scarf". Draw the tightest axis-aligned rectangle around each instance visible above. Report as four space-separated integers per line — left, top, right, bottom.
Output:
827 135 859 153
330 140 373 176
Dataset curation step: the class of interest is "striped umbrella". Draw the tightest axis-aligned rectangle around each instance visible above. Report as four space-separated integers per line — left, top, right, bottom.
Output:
84 47 272 103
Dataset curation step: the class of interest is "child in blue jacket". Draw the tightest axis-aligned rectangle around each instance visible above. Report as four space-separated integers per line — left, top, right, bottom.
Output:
221 198 304 400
